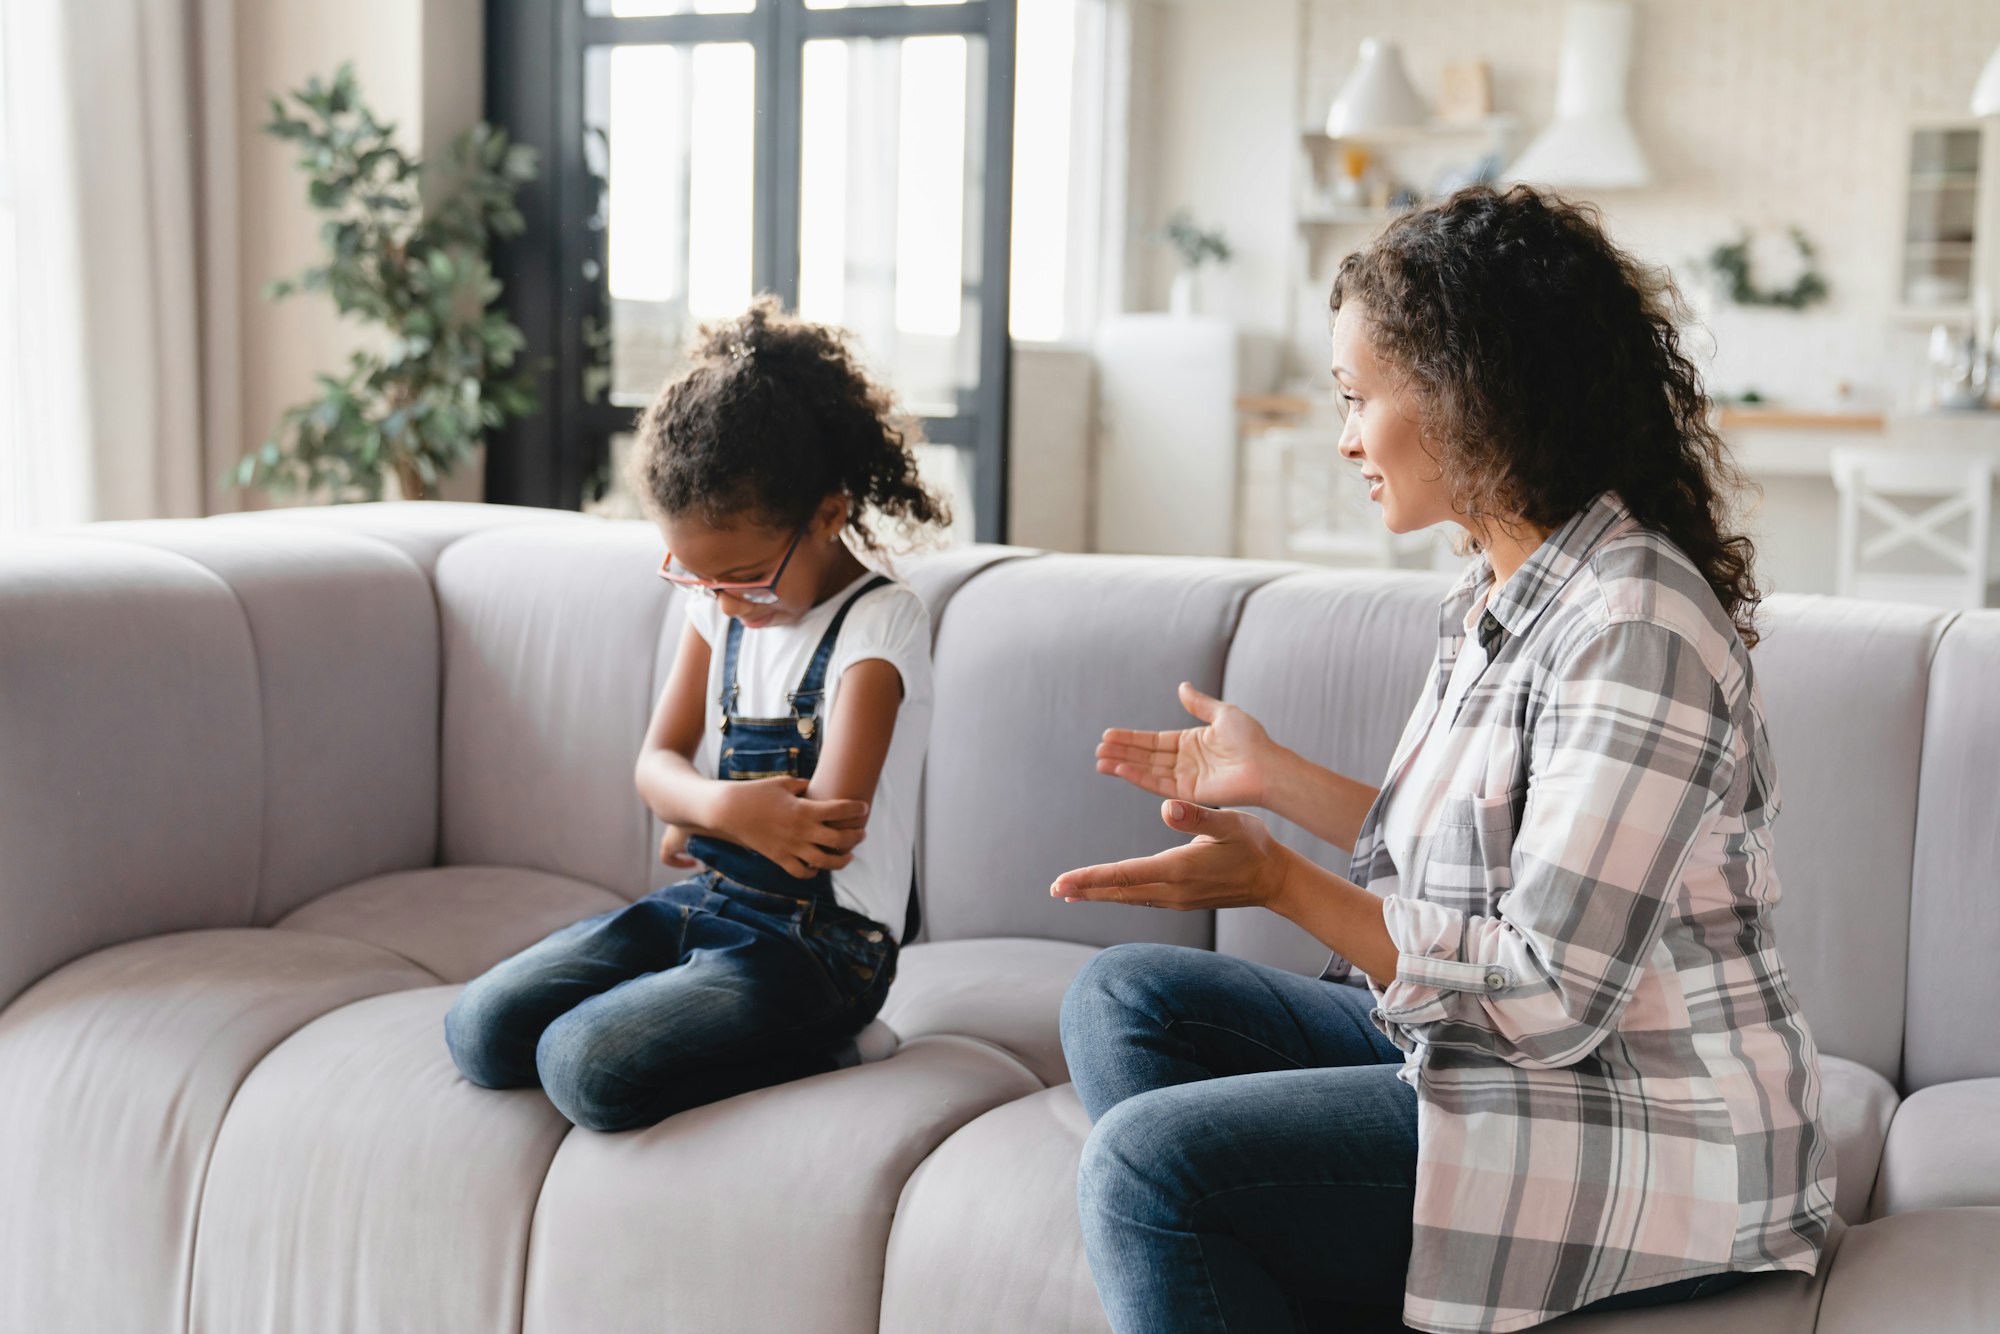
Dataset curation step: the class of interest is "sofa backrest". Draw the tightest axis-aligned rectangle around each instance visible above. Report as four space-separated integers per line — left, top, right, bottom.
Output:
5 509 1987 1097
1903 611 2000 1091
918 554 1290 948
1211 569 1448 976
1742 596 1950 1085
0 522 440 1008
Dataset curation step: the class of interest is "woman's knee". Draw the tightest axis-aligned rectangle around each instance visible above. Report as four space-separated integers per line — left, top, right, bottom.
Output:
1061 943 1190 1045
1077 1089 1193 1230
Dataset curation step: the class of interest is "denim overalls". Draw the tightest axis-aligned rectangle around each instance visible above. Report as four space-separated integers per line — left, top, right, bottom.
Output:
685 574 890 898
442 577 900 1132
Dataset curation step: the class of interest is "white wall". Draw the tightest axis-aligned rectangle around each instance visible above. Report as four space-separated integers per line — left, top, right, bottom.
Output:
1126 0 1301 393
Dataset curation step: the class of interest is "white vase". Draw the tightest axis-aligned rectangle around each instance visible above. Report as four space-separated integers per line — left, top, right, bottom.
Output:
1170 267 1199 317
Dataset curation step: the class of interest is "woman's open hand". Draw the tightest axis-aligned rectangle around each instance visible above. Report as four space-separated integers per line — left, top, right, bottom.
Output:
1096 682 1275 809
1050 800 1296 913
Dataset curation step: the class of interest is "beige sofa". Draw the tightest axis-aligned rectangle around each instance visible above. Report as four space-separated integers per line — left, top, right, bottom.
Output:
1 502 1995 1333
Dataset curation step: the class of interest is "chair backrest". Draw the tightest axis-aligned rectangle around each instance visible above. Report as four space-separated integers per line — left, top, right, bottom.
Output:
1832 446 1994 610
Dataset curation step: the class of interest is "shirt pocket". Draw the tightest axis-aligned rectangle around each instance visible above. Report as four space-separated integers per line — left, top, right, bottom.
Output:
1422 787 1522 911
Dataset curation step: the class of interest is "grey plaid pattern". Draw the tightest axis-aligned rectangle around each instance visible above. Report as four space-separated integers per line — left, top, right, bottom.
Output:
1336 492 1836 1332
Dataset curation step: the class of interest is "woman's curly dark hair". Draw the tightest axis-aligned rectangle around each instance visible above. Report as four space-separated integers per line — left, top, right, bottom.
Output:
1330 185 1763 646
629 296 950 553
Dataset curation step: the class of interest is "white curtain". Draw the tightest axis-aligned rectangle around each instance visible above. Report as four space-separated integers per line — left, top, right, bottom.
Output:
0 0 236 530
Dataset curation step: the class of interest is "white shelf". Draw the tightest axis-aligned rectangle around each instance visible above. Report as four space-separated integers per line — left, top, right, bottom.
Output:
1300 113 1519 149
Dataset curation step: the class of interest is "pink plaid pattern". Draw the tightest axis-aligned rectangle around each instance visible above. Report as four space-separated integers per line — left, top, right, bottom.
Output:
1336 492 1837 1332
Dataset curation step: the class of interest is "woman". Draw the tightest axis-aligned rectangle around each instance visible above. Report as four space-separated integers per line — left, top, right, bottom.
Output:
1052 186 1836 1333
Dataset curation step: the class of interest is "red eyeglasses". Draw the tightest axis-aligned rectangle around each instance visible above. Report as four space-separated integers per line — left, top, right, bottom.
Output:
657 524 806 605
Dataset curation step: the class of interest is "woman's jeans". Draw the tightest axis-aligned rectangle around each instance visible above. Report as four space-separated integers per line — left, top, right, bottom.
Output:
445 871 894 1132
1060 944 1751 1332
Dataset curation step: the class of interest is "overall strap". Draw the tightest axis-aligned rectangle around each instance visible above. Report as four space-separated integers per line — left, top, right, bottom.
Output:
716 615 747 722
788 575 892 718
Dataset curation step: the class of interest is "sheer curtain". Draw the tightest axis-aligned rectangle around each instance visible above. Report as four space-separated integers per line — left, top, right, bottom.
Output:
0 0 236 530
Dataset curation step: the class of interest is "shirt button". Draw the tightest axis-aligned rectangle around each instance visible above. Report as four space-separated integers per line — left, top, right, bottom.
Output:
1484 970 1506 991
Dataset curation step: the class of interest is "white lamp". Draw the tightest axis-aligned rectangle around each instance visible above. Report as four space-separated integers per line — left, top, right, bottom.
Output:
1324 39 1428 139
1974 43 2000 116
1508 0 1651 190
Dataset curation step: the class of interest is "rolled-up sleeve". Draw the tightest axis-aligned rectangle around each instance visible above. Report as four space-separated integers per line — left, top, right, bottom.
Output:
1373 617 1736 1070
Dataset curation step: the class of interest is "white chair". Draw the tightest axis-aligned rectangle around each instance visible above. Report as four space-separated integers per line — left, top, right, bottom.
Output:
1264 427 1456 570
1832 447 1996 610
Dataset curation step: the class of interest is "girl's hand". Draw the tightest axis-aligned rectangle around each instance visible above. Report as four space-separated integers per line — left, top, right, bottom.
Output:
1095 682 1275 809
1049 800 1296 912
717 777 870 880
659 823 699 869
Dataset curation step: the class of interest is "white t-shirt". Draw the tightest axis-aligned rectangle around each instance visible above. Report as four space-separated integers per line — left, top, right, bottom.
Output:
684 569 933 938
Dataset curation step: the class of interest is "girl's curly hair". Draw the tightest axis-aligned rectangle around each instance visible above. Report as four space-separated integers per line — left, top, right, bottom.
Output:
1330 185 1763 647
629 297 950 553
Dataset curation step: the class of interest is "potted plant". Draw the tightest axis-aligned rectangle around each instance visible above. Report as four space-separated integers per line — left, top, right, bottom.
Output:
233 64 539 502
1161 210 1231 317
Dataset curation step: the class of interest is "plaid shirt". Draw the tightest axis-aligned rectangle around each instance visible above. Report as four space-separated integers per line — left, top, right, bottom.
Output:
1334 492 1836 1332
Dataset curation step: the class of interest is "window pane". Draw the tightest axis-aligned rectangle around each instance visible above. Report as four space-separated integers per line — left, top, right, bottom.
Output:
805 0 966 10
797 33 986 421
586 41 756 406
1008 0 1075 341
584 0 755 15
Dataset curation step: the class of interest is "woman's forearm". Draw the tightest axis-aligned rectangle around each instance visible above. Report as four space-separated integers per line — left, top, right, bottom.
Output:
1260 745 1381 851
1269 846 1398 986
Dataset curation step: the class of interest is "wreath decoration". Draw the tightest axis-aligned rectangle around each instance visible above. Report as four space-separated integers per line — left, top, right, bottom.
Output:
1706 227 1829 310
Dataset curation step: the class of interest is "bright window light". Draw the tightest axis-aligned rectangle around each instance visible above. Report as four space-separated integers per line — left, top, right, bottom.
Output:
894 35 967 337
798 40 850 324
687 43 755 318
607 46 683 303
1009 0 1076 341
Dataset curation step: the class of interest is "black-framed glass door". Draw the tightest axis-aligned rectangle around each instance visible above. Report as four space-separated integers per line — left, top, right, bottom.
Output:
486 0 1016 541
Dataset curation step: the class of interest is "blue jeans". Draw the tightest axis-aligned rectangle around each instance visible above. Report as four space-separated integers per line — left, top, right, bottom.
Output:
1060 944 1750 1332
445 872 894 1131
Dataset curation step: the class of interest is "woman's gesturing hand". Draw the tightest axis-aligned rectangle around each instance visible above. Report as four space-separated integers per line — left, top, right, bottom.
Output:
1096 682 1275 809
1050 799 1297 913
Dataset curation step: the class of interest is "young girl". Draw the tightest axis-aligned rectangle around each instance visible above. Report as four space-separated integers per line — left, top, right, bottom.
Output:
445 298 947 1132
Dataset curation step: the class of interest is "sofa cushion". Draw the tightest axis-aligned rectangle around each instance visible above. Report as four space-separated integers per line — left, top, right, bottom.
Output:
1212 568 1449 975
1736 595 1948 1083
277 864 627 983
921 554 1291 949
1817 1055 1899 1223
0 931 431 1334
881 1084 1110 1334
1905 611 2000 1090
1870 1078 2000 1217
877 937 1099 1086
522 1035 1042 1334
85 521 443 923
0 536 262 1008
189 986 570 1334
1814 1207 2000 1334
437 523 684 901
